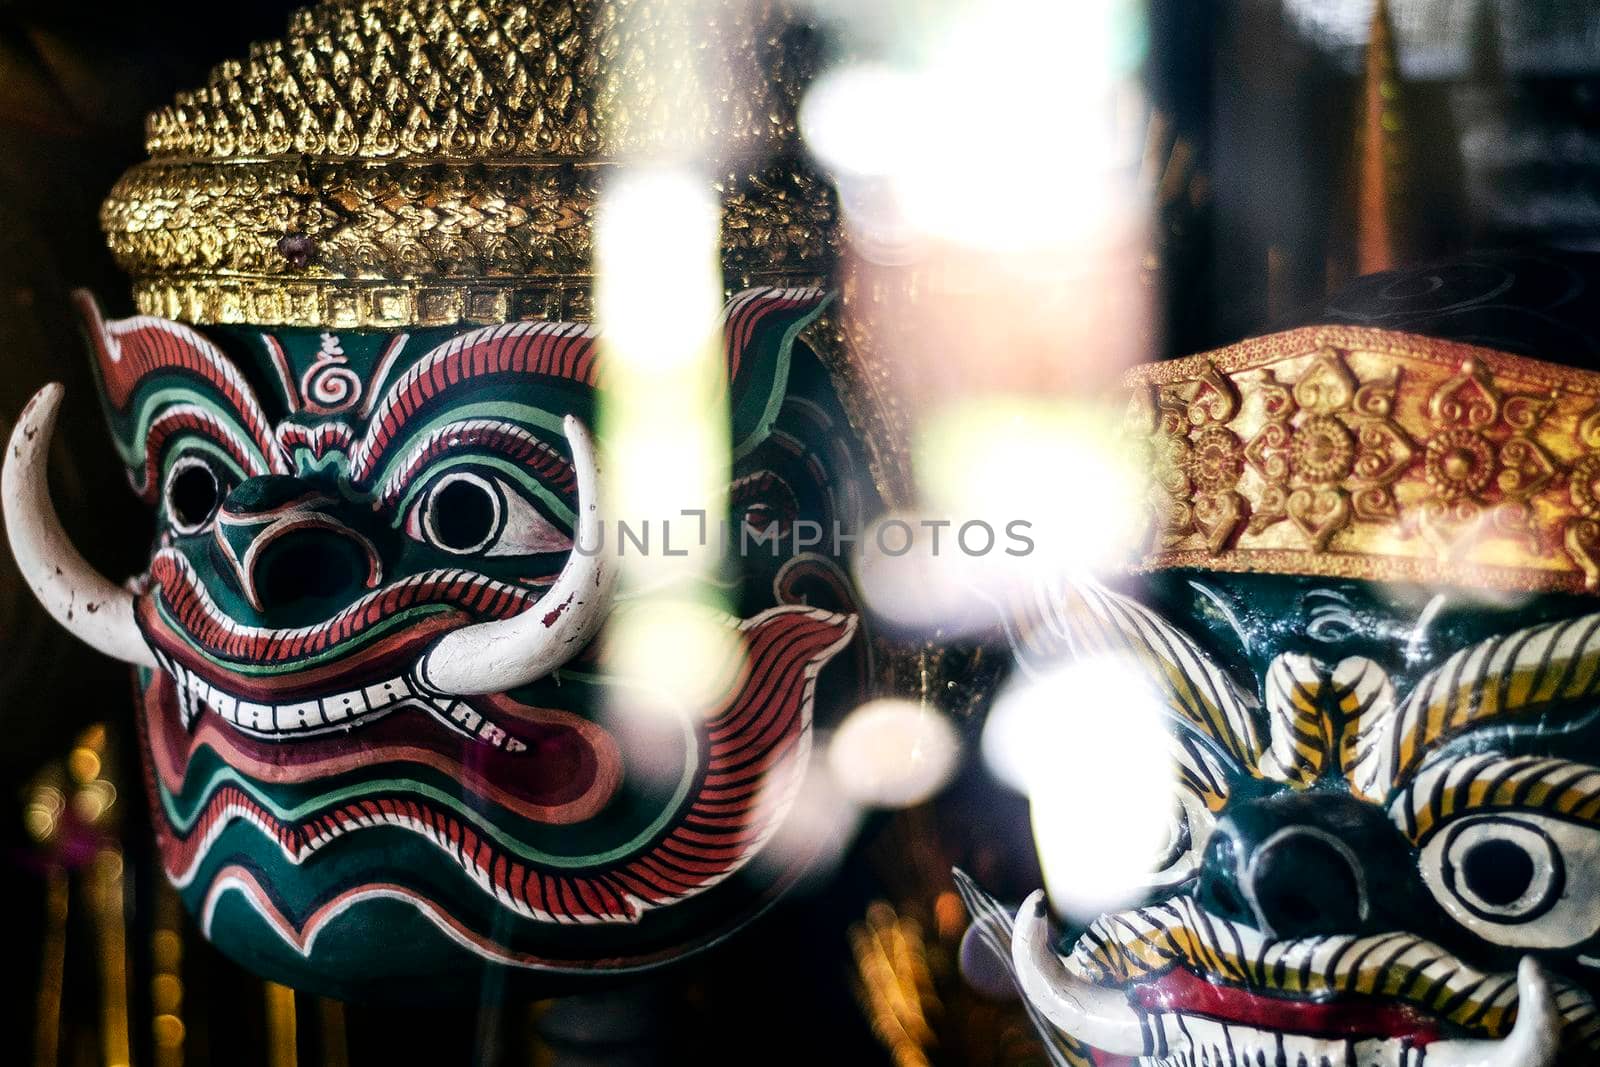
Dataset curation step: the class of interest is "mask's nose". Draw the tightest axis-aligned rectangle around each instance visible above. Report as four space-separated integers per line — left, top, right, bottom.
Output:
1195 791 1423 939
213 476 382 621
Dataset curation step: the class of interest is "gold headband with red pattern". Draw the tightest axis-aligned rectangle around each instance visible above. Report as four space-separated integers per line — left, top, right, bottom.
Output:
1126 325 1600 594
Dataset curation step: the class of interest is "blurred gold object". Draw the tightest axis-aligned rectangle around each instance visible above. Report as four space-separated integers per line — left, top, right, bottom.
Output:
850 901 939 1067
27 725 129 1067
264 982 298 1067
1355 0 1407 275
34 868 67 1067
99 0 835 328
88 849 131 1067
318 999 350 1067
1129 326 1600 592
151 883 186 1067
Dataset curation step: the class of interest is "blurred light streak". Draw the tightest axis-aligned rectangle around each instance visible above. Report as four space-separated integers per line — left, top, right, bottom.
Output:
605 599 747 718
983 656 1176 921
595 1 738 721
805 0 1154 634
851 398 1145 635
264 982 297 1067
850 901 939 1067
34 866 67 1067
151 883 186 1067
89 847 131 1067
827 698 961 808
1281 0 1378 51
918 398 1144 570
318 999 350 1067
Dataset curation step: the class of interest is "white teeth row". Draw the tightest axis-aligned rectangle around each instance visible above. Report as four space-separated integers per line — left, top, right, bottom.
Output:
161 650 410 735
155 652 527 752
1143 1014 1424 1067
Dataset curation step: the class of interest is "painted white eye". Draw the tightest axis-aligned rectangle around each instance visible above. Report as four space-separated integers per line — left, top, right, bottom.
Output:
164 455 225 534
1421 812 1600 949
411 470 571 557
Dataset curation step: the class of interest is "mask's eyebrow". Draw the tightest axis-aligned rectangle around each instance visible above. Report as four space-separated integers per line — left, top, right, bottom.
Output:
367 418 577 511
1394 753 1600 843
1363 612 1600 800
77 291 288 487
348 319 599 487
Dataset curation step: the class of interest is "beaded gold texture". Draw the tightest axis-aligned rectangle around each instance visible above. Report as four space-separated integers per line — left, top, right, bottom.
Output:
1128 325 1600 593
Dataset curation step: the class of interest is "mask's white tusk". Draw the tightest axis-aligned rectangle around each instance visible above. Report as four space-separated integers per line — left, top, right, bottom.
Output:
1011 890 1147 1057
413 415 614 696
1425 957 1561 1067
2 384 155 669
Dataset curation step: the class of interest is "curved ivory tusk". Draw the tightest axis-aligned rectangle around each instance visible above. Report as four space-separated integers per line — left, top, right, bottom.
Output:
1426 957 1561 1067
1011 890 1146 1057
2 384 155 668
414 415 615 696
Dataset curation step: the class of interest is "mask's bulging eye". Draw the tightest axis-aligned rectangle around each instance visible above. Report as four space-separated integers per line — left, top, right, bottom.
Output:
409 469 572 557
424 471 502 553
165 456 225 534
1420 811 1600 949
1444 818 1562 921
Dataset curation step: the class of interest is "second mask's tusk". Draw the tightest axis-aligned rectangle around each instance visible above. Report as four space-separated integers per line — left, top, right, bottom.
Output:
2 384 156 669
413 415 614 696
1011 890 1148 1057
1424 957 1561 1067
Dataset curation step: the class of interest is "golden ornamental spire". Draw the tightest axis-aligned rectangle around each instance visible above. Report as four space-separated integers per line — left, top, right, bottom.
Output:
100 0 837 329
1354 0 1407 275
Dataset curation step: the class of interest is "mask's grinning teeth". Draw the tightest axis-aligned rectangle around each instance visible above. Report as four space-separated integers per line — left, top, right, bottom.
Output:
1144 1015 1426 1067
153 651 526 752
420 698 529 752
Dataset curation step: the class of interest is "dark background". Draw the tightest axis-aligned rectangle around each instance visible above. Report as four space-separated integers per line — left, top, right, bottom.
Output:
3 0 1600 1064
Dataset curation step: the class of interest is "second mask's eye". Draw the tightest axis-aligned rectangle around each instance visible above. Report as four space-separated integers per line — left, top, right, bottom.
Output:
164 455 227 534
408 470 571 558
1419 811 1600 950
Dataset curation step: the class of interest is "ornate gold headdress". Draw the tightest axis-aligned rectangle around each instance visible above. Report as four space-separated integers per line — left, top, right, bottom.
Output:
1129 325 1600 594
99 0 835 328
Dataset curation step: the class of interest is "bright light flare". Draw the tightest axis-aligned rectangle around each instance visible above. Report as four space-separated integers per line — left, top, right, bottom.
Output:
918 398 1145 570
801 0 1147 252
596 169 723 370
851 510 1012 636
853 399 1147 635
851 400 1146 636
607 600 748 720
596 167 731 711
983 655 1176 921
827 698 961 808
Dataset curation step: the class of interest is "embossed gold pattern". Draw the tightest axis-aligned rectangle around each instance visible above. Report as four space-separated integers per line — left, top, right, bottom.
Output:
99 0 836 328
1128 325 1600 593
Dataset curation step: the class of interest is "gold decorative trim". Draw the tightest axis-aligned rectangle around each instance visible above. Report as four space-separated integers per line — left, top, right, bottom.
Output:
103 160 836 328
1126 325 1600 594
